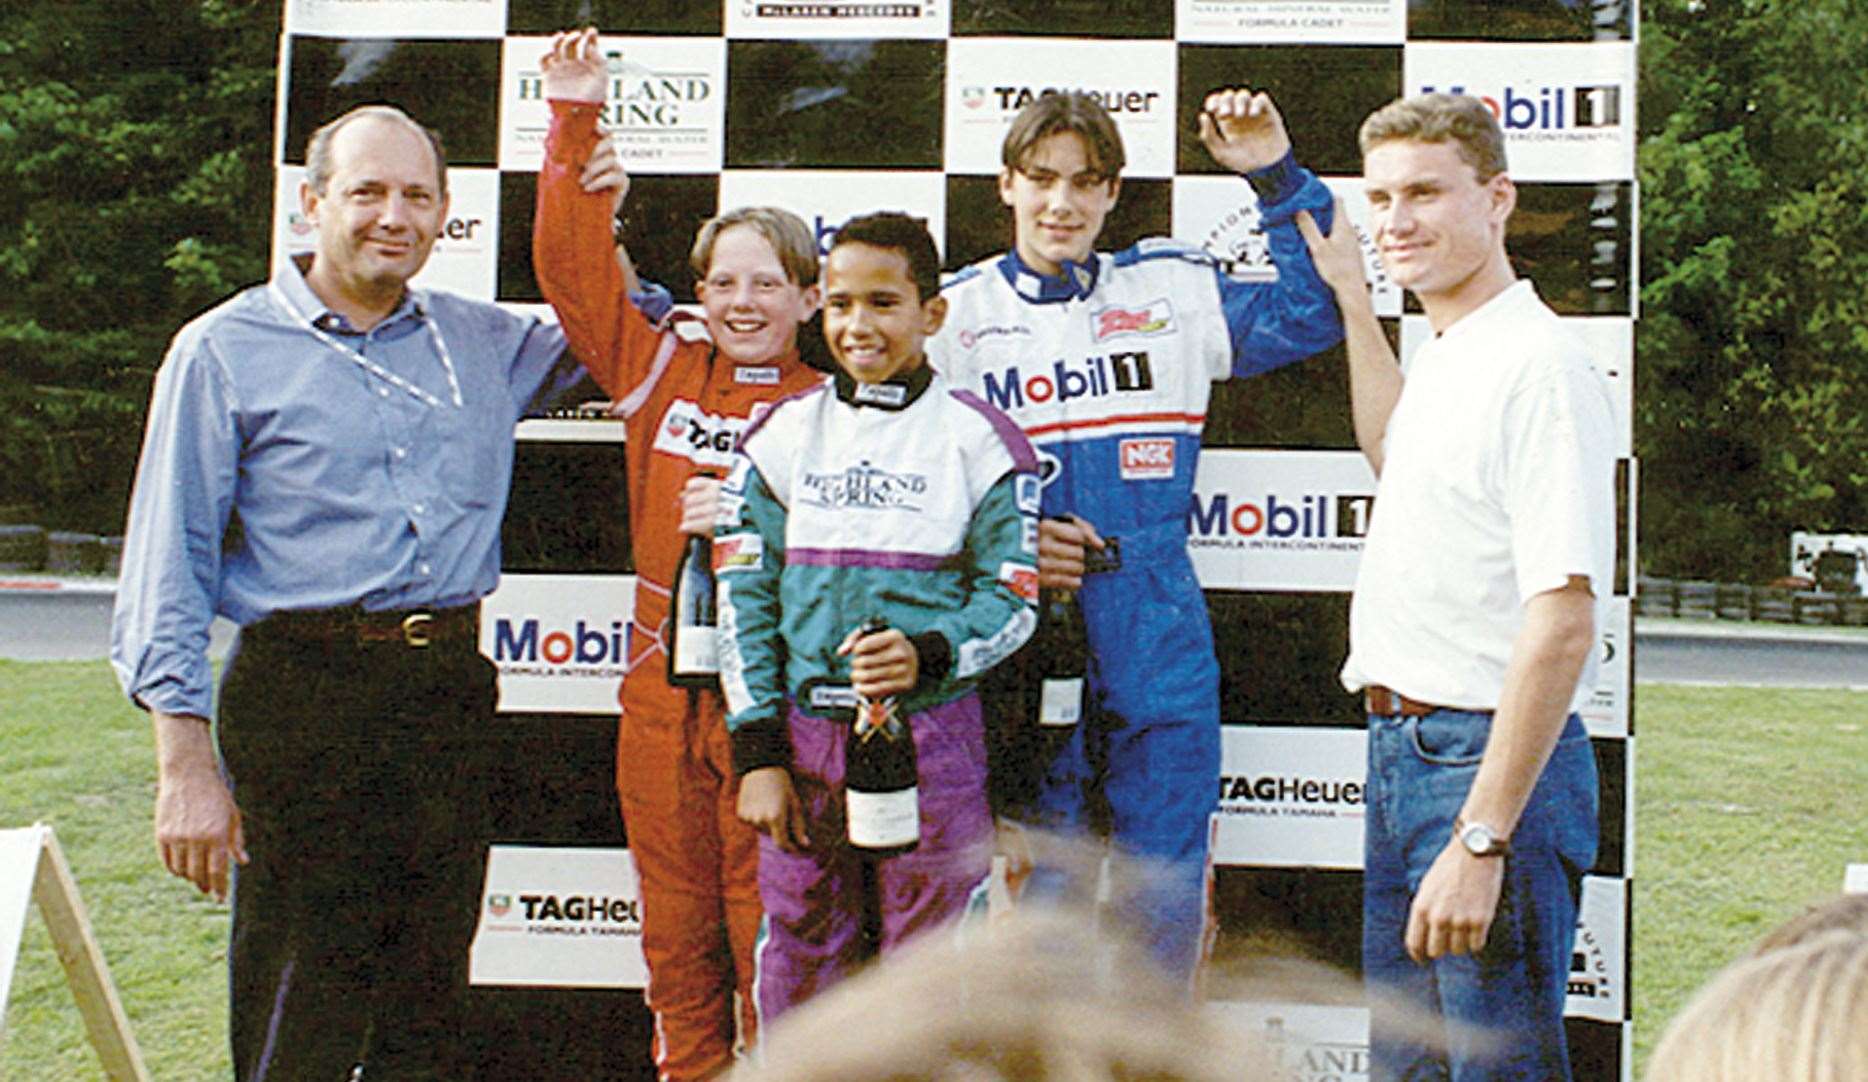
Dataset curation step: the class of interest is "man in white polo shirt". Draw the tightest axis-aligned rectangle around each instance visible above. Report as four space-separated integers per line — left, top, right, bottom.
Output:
1297 93 1615 1080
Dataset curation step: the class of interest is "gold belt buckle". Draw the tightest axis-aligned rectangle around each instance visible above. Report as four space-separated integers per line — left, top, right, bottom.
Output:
401 612 434 648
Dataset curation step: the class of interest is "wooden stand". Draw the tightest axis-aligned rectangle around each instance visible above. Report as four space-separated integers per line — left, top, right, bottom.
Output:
0 824 149 1081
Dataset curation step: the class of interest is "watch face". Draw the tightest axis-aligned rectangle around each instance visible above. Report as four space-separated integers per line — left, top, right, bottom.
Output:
1460 823 1498 855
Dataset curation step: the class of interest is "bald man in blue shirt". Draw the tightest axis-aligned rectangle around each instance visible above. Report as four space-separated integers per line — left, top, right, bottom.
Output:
111 105 612 1081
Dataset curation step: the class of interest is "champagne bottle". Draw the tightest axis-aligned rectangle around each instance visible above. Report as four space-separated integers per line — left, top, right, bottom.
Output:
844 618 919 856
667 531 718 688
1037 586 1088 727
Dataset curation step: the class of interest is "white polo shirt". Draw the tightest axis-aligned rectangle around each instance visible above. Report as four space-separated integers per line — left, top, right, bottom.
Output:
1340 280 1616 714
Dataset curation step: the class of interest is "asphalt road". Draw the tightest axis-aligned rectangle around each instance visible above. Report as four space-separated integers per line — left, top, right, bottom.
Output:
5 582 1865 688
0 584 235 664
1633 620 1868 689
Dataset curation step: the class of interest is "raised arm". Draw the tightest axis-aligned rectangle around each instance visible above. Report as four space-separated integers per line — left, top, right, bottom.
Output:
532 28 656 397
1198 87 1292 175
1296 200 1402 474
1196 87 1344 376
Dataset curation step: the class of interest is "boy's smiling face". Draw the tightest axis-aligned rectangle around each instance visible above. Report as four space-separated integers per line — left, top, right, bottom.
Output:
999 129 1120 277
822 241 947 385
693 223 819 365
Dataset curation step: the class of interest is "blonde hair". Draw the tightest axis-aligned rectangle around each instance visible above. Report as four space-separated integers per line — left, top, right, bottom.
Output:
731 908 1273 1082
1646 930 1868 1082
1753 894 1868 956
690 206 820 287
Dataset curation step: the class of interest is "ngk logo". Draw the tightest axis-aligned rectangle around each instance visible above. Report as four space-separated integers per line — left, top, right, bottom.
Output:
1119 438 1175 480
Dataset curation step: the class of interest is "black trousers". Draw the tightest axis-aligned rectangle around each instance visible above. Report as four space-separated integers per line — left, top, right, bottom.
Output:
218 620 498 1081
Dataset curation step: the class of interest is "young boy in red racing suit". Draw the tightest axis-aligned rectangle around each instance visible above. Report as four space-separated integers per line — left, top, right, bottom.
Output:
533 28 825 1080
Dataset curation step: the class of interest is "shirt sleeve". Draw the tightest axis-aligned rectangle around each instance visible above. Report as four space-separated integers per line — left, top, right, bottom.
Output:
1503 361 1618 603
717 451 793 776
918 467 1039 693
1213 161 1346 380
532 98 665 402
109 326 239 718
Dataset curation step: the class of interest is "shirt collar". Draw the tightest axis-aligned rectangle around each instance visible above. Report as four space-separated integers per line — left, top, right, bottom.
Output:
1432 279 1536 347
276 254 426 333
832 361 934 410
996 248 1100 304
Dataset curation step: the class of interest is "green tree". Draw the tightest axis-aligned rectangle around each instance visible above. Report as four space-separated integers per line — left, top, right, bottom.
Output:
0 0 278 533
1638 0 1868 580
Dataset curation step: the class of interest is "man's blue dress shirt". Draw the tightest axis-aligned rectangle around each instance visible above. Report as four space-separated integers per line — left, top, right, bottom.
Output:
111 257 575 719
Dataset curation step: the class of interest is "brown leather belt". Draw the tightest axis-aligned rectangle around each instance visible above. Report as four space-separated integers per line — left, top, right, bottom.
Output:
253 603 481 649
1365 685 1442 717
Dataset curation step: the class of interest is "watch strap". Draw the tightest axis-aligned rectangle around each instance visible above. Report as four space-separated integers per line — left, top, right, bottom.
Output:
1454 815 1511 857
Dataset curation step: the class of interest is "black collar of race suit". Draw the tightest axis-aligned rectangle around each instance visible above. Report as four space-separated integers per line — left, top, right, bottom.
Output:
832 361 934 410
996 248 1100 304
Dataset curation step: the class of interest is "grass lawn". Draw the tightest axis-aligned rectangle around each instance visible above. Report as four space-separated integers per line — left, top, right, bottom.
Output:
1 661 1863 1079
1628 683 1868 1068
0 661 229 1079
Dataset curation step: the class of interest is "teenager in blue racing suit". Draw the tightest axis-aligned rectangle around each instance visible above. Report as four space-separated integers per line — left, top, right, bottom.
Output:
926 88 1344 981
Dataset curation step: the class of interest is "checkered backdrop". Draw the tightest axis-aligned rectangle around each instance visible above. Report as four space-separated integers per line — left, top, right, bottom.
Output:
273 2 1638 1078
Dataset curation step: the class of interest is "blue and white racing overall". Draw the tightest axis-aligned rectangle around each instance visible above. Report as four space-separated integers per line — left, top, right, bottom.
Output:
927 154 1344 979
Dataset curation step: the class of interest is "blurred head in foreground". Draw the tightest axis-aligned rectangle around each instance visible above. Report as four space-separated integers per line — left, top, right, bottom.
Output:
1750 892 1868 956
730 907 1272 1082
1646 928 1868 1082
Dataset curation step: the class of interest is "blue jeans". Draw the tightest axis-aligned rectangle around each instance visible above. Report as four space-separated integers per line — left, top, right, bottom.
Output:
1363 708 1597 1082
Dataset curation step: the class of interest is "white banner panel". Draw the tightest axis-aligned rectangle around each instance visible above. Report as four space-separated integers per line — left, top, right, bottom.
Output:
284 0 506 39
272 165 500 302
1209 1001 1371 1081
1191 449 1377 594
716 170 947 258
480 573 634 714
1170 174 1279 284
1214 726 1367 869
499 36 726 175
1406 42 1636 183
1177 0 1404 45
0 826 47 1011
1581 596 1630 739
470 845 648 988
1567 874 1627 1023
1320 175 1404 319
725 0 947 40
943 39 1178 178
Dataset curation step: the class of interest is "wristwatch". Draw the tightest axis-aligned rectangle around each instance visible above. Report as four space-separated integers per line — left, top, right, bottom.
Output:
1454 816 1510 858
